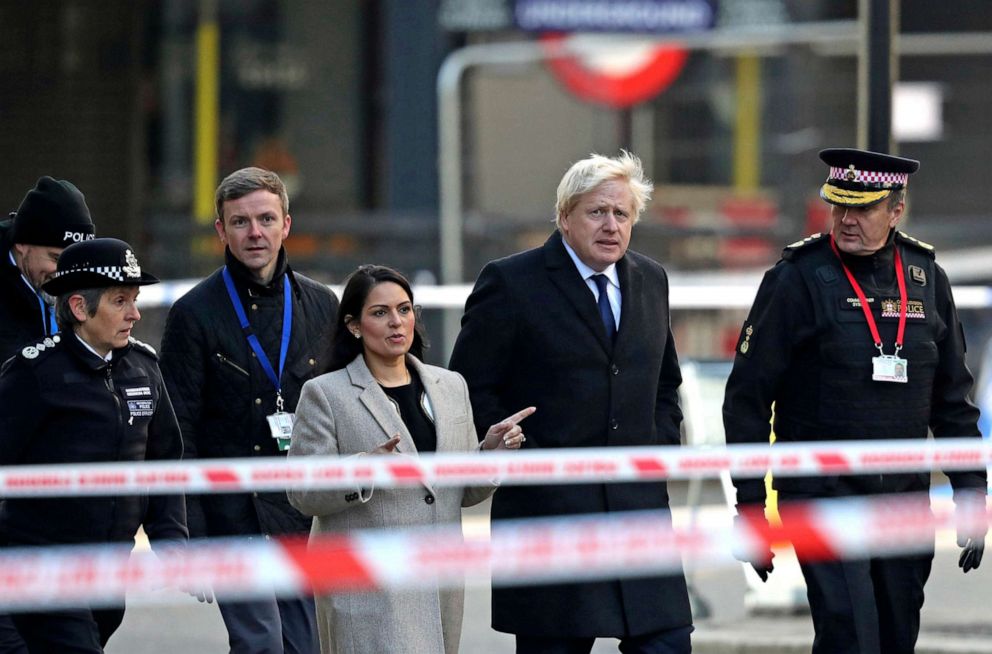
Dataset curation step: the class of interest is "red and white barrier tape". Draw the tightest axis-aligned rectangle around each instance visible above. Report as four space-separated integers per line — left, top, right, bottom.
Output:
0 492 982 611
0 438 988 497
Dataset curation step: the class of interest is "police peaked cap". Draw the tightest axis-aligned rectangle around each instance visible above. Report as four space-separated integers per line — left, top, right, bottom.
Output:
42 238 159 297
819 148 919 208
11 176 95 247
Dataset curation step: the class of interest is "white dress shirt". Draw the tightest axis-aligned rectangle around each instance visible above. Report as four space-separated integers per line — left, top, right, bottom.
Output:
561 238 621 330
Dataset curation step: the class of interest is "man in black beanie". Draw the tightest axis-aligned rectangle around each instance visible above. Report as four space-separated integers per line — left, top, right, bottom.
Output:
0 176 95 359
0 176 95 653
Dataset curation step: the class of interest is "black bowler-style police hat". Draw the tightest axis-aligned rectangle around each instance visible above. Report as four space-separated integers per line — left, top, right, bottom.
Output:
42 238 159 297
819 148 920 208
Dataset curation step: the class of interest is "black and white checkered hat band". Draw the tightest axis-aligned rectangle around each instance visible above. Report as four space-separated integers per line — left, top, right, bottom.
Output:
829 166 908 186
53 265 140 282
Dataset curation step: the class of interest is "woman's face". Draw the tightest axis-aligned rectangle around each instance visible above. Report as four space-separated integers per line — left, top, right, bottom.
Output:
350 281 415 365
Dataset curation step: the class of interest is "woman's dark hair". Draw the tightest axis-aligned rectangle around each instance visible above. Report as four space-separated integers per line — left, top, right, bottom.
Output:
327 265 429 372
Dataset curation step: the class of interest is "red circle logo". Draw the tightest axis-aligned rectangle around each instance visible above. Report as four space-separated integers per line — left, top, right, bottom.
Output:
541 33 688 108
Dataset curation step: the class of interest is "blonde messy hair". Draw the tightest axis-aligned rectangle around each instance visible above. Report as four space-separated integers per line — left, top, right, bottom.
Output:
554 150 653 228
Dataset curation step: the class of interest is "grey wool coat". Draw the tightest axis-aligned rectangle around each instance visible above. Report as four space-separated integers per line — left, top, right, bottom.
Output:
287 354 495 654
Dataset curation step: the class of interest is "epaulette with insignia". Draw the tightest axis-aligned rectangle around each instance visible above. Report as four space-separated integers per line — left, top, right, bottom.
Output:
782 233 828 261
20 334 62 360
128 336 158 358
895 231 936 258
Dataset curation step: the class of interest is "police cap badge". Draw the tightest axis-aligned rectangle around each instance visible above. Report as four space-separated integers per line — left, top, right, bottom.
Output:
41 238 159 296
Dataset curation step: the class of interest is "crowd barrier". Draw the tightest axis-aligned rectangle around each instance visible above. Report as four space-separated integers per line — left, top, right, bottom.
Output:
0 492 980 611
0 438 988 497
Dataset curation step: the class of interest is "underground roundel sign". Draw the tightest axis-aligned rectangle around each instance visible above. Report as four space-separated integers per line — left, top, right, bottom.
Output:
540 32 688 108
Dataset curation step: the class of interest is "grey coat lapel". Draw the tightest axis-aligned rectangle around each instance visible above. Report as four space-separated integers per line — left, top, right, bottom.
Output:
348 355 435 494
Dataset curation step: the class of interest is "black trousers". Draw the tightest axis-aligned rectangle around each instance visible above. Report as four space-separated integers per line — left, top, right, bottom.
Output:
515 626 693 654
0 607 121 653
798 552 932 654
0 615 27 654
218 595 318 654
10 610 103 654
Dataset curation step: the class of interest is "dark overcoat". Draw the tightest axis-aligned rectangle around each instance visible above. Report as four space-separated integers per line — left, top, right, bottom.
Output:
448 231 692 638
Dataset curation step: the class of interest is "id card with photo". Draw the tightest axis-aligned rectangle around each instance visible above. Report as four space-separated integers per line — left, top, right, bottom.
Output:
267 411 296 451
872 354 908 383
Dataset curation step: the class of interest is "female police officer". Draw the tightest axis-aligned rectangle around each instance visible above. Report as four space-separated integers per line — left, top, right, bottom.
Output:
0 238 187 652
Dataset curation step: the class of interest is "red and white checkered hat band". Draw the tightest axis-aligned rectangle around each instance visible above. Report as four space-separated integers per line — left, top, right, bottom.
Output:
829 166 908 186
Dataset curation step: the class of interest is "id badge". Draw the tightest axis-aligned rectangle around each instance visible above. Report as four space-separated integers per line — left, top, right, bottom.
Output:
872 354 908 383
267 411 296 451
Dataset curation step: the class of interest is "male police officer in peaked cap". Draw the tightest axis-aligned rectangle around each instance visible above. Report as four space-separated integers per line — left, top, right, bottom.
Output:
0 238 187 652
723 149 988 654
0 176 95 360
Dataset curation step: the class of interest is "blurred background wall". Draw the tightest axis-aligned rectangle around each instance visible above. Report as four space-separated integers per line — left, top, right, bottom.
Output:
0 0 989 363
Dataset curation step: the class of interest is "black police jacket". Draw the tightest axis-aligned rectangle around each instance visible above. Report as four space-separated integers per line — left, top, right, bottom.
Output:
159 249 337 538
0 332 187 547
0 219 57 361
724 231 986 503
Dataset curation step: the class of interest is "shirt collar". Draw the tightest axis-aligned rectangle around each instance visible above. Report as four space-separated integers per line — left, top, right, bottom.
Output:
561 237 619 288
75 333 112 362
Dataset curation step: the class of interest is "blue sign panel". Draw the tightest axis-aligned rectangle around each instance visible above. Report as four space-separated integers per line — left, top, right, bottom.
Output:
515 0 717 33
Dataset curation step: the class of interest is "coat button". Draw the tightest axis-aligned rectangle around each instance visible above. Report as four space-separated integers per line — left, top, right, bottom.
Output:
309 358 316 366
424 495 435 505
251 304 258 311
611 364 619 375
253 444 261 452
255 398 262 405
610 419 619 430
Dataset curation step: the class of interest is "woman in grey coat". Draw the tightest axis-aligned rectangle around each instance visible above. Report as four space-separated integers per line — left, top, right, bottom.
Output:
287 264 534 654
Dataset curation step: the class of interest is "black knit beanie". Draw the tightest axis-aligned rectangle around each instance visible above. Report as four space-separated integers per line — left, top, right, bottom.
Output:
11 176 95 247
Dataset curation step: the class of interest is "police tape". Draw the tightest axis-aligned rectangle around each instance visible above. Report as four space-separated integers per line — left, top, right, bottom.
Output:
138 280 992 310
0 438 988 498
0 492 982 611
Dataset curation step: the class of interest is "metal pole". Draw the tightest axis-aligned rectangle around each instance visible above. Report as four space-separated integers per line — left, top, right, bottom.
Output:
859 0 895 152
194 0 220 225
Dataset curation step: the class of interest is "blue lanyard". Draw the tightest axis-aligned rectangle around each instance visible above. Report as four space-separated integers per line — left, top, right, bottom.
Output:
222 267 292 401
9 250 58 336
38 295 57 336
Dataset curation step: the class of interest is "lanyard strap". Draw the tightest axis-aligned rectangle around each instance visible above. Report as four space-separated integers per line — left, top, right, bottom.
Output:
829 235 908 354
222 267 293 398
39 296 57 336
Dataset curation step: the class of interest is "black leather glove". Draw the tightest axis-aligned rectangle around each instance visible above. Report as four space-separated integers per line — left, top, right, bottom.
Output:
732 509 775 582
958 538 984 573
954 489 988 574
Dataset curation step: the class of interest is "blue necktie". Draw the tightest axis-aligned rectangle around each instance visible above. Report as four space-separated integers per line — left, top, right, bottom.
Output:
592 274 616 342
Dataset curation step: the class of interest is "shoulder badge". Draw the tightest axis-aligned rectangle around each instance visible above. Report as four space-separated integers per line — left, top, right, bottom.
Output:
782 233 827 261
128 336 158 358
896 231 936 257
786 232 823 249
20 333 60 360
